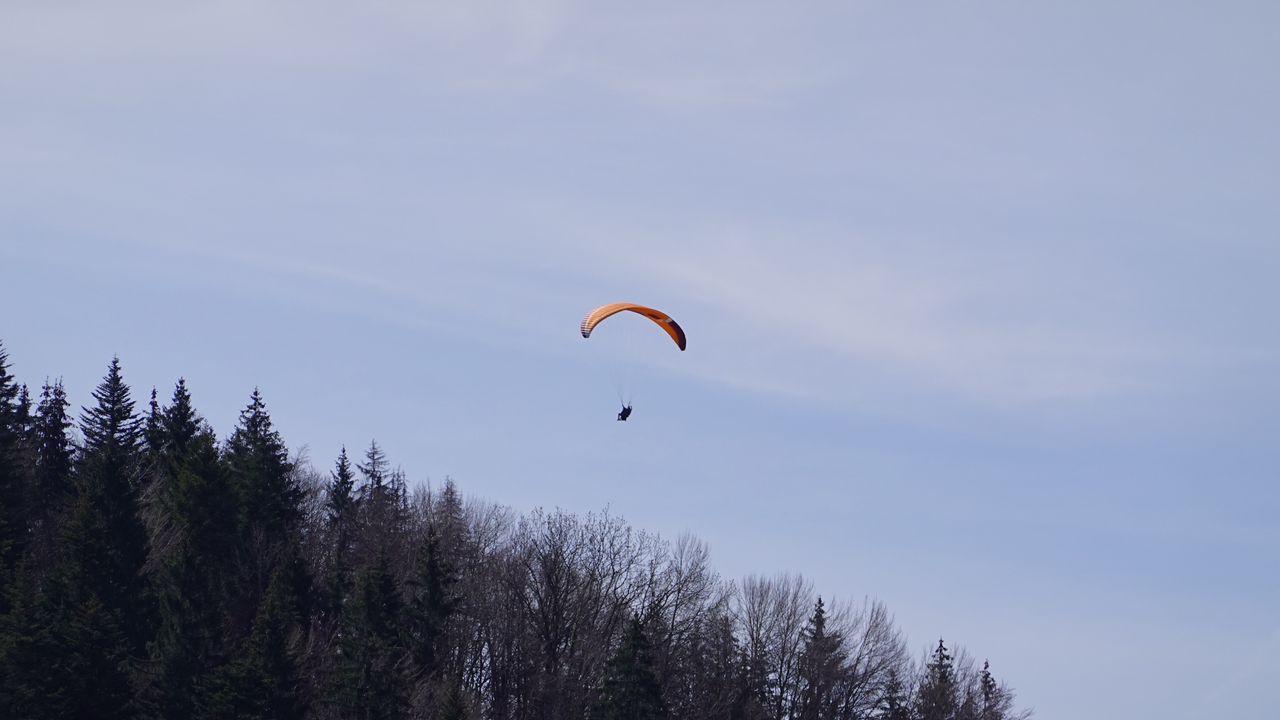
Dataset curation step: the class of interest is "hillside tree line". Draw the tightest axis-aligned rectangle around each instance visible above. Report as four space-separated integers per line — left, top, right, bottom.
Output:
0 342 1030 720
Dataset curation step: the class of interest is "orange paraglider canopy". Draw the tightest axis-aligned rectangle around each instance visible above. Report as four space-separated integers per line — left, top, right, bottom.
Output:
580 303 686 351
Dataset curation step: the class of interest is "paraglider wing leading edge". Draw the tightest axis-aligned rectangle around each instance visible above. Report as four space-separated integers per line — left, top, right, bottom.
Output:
580 303 686 350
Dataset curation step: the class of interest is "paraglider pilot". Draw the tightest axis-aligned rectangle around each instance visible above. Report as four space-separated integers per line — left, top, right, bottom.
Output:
617 405 632 422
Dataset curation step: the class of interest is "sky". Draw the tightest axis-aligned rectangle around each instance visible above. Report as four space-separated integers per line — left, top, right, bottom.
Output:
3 2 1278 717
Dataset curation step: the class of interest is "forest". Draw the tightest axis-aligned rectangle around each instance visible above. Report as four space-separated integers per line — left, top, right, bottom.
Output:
0 342 1030 720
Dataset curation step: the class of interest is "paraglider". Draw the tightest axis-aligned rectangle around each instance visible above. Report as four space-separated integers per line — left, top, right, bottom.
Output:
580 303 686 351
581 303 685 420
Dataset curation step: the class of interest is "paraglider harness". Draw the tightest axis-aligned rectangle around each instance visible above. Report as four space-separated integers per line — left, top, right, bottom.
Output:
617 405 632 422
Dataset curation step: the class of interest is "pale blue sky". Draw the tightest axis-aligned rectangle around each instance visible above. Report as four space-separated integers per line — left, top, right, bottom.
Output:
3 3 1278 718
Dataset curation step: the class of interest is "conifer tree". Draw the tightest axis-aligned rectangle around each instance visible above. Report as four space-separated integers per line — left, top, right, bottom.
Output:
226 389 299 544
977 660 1016 720
204 563 307 720
917 638 958 720
356 440 408 562
0 493 138 720
75 357 151 654
322 447 358 616
876 667 912 720
148 430 236 720
328 447 357 530
334 548 409 720
146 381 242 718
157 378 199 465
29 379 75 570
0 342 31 594
687 612 748 720
142 388 163 460
406 524 458 682
797 596 846 720
957 687 979 720
224 389 305 638
594 616 666 720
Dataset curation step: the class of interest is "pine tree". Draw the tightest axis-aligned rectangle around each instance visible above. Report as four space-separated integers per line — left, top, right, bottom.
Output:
203 563 307 720
594 616 666 720
75 357 151 655
876 667 912 720
0 493 138 720
226 388 299 543
142 388 164 460
29 379 75 571
224 389 303 640
917 638 958 720
333 549 409 720
957 687 979 720
797 596 846 720
977 660 1012 720
356 440 408 563
146 382 241 718
322 447 358 617
686 612 748 720
154 378 199 470
148 431 236 720
0 342 31 597
406 523 458 682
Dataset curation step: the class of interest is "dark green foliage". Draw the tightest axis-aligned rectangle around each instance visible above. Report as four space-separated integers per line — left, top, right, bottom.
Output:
333 549 409 720
224 389 304 639
204 564 307 720
595 617 666 720
327 447 357 531
0 348 1033 720
142 387 163 459
75 358 151 654
148 427 240 719
322 448 357 618
876 668 912 720
0 495 138 720
356 440 410 555
29 379 75 569
977 660 1016 720
226 389 299 542
797 597 846 720
917 639 957 720
406 524 458 681
0 342 31 593
680 612 752 720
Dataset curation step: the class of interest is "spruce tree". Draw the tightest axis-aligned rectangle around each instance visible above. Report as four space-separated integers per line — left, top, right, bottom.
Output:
225 389 299 544
148 430 236 720
146 382 241 718
322 447 358 617
594 616 666 720
75 357 151 655
0 492 138 720
689 612 748 720
917 638 958 720
0 342 31 595
29 379 75 571
224 389 303 638
798 596 846 720
406 523 458 682
142 388 163 461
204 563 307 720
978 660 1011 720
876 667 912 720
334 548 409 720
